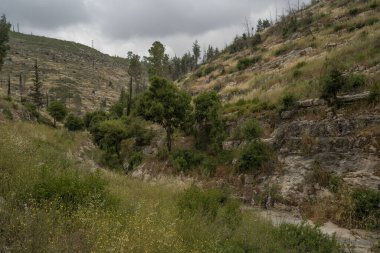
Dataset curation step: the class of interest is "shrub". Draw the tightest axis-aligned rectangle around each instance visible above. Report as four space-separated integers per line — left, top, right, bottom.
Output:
320 61 346 105
240 119 263 140
127 151 143 171
24 102 40 119
348 8 359 16
170 149 203 172
368 83 380 104
237 56 261 71
281 93 297 111
30 168 114 211
47 101 67 126
177 186 241 227
344 74 366 91
2 107 12 119
350 188 380 229
83 110 108 129
201 157 217 177
277 223 342 253
194 91 226 152
64 113 84 131
90 120 128 158
122 116 155 146
238 141 272 173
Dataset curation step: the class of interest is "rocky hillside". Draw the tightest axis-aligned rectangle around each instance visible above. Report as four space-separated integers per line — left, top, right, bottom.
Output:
180 0 380 106
0 32 129 113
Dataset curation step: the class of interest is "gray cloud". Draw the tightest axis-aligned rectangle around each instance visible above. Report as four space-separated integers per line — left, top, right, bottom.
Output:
89 0 271 39
2 0 89 29
1 0 310 56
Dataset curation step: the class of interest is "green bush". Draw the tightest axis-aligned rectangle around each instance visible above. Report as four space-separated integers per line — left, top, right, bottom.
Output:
277 223 342 253
84 110 108 129
90 120 128 158
240 119 263 140
351 188 380 229
237 56 261 71
122 116 155 146
368 83 380 104
30 168 114 212
281 93 297 111
348 8 359 16
170 149 204 172
320 61 346 105
47 101 68 126
201 157 217 177
178 186 241 227
2 107 12 119
344 74 366 91
64 113 84 131
238 141 272 173
127 151 143 171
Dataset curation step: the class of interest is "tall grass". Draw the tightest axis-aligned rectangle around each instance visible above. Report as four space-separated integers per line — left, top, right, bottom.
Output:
0 122 343 252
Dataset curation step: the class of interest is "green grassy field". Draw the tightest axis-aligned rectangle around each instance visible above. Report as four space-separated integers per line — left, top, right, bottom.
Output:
0 121 343 252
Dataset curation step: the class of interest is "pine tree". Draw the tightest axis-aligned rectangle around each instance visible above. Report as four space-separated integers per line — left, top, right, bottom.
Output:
192 40 201 69
29 60 44 109
0 15 11 72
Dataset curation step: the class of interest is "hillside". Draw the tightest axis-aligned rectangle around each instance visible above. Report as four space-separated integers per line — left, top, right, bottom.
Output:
0 0 380 252
0 32 129 113
181 0 380 108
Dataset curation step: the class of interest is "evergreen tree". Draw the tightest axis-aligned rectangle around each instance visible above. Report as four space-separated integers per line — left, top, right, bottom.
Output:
29 60 44 109
192 40 201 69
137 77 192 151
146 41 169 78
0 15 11 72
127 52 142 115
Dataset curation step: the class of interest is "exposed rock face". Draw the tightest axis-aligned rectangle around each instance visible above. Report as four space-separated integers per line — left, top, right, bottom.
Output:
271 114 380 203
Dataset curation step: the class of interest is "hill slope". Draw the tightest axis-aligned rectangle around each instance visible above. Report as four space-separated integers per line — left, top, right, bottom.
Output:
0 32 129 113
181 0 380 108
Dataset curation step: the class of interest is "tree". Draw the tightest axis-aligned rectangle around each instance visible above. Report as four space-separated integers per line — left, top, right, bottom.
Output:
127 52 142 115
0 15 11 72
193 91 225 152
137 77 192 151
320 60 346 106
192 40 201 69
145 41 169 78
65 113 85 131
238 141 271 173
91 120 127 158
30 60 44 109
47 101 67 126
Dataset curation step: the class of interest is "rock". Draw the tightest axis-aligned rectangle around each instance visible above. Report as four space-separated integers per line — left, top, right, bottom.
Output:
280 110 294 119
244 174 254 185
143 146 158 156
325 42 337 49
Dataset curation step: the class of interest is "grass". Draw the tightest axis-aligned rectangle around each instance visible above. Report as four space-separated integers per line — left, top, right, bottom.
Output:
0 121 344 252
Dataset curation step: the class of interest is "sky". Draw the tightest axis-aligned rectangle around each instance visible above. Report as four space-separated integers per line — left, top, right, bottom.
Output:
2 0 310 58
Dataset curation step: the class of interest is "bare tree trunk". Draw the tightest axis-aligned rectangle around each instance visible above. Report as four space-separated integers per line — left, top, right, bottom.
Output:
7 74 11 99
127 76 133 116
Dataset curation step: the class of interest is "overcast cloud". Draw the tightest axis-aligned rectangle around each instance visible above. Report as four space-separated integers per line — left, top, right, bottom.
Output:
2 0 310 57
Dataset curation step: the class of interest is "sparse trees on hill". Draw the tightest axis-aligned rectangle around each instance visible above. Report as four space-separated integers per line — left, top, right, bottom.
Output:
29 60 44 109
0 15 11 72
